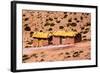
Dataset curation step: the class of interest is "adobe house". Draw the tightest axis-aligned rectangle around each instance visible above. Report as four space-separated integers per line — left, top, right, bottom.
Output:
32 32 51 47
52 31 65 45
32 31 81 47
52 31 81 45
61 32 82 44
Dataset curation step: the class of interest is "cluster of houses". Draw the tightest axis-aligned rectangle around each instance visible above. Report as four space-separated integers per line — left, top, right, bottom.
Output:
32 31 82 47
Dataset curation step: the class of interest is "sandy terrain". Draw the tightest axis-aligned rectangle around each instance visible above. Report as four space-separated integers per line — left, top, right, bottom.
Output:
22 40 90 63
22 10 91 63
22 10 91 48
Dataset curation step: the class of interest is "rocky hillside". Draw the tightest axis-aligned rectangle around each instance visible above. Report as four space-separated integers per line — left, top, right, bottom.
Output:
22 10 91 48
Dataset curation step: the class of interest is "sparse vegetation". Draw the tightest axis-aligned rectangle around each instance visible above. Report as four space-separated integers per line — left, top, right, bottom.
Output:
68 18 72 22
24 26 31 31
50 23 55 26
24 18 29 21
44 22 51 26
59 26 64 29
48 28 52 31
56 20 60 23
70 22 77 27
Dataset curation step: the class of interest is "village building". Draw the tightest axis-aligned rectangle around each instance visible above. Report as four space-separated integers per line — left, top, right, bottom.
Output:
32 31 82 47
52 31 81 45
32 32 52 47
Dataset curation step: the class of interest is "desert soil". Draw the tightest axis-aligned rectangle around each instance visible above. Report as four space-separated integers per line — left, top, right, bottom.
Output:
22 40 91 63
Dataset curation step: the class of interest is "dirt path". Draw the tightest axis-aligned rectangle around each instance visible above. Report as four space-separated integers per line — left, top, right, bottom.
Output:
23 41 91 63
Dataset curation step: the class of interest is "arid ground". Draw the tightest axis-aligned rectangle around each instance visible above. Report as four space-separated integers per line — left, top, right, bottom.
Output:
22 10 91 63
23 40 90 63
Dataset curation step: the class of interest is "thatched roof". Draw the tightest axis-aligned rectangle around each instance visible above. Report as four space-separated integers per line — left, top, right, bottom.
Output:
32 32 51 38
32 31 78 39
53 31 77 37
